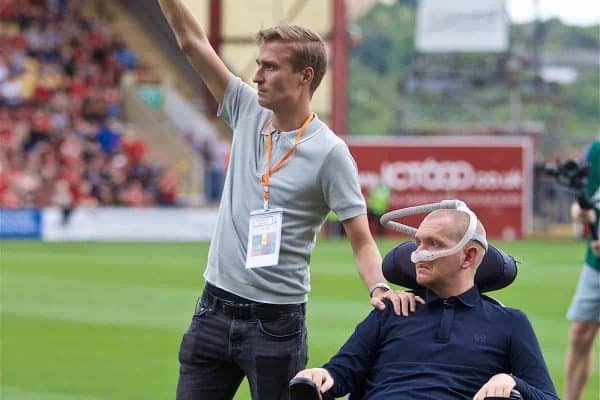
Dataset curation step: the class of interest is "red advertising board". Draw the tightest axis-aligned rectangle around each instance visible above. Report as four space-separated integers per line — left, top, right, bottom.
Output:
347 136 533 239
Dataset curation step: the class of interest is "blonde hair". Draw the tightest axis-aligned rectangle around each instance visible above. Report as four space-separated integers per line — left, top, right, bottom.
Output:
256 23 327 96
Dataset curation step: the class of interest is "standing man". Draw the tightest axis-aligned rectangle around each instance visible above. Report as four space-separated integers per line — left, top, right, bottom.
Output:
157 2 420 399
565 137 600 400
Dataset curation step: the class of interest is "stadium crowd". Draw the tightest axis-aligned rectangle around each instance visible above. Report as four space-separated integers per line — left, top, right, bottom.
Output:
0 0 180 209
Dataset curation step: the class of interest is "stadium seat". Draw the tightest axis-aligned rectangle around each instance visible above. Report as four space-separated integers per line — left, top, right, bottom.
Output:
289 241 521 400
0 1 181 208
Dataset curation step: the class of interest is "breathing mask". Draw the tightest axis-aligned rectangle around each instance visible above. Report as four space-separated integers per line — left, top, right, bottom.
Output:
380 200 488 263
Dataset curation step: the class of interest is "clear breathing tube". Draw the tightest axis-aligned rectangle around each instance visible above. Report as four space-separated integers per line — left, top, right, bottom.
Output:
379 200 488 263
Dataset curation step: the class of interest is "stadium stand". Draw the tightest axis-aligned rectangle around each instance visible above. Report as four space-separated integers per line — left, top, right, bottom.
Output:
0 0 182 208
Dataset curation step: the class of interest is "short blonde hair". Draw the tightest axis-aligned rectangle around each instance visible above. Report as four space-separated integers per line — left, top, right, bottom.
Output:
256 23 327 96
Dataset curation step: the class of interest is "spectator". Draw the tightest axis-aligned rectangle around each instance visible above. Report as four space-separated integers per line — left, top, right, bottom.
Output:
564 137 600 400
367 182 391 236
0 0 180 208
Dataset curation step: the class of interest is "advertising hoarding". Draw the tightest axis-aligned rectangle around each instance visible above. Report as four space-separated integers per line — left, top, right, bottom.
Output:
347 136 533 239
416 0 509 53
0 209 42 239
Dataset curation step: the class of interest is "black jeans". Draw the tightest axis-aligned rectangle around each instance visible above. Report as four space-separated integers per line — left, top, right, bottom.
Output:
176 290 308 400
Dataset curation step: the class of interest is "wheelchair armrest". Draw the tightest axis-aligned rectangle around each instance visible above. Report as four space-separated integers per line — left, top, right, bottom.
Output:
289 376 334 400
290 376 522 400
485 389 523 400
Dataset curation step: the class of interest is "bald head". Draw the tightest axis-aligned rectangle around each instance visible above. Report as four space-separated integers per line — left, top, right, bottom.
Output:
423 209 487 266
413 207 487 296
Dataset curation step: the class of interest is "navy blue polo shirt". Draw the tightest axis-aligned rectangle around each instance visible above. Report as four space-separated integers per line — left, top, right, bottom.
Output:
323 286 558 400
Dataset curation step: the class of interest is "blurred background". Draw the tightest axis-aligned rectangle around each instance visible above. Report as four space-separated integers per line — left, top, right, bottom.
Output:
0 0 598 399
0 0 598 238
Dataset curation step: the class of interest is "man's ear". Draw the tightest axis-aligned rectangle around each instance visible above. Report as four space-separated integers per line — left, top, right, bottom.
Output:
300 67 314 85
461 246 479 269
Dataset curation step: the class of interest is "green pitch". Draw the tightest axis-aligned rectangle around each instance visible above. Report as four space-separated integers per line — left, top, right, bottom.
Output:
1 239 598 399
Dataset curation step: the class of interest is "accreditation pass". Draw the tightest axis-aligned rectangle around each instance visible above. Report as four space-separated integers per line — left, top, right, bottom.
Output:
245 208 283 268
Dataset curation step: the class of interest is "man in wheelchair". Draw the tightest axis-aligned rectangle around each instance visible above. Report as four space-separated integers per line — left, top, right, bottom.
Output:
292 203 559 399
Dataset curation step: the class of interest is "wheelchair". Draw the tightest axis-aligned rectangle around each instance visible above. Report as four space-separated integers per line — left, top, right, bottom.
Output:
289 240 522 400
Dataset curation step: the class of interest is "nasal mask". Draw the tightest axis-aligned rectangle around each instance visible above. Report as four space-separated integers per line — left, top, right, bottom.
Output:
380 200 488 263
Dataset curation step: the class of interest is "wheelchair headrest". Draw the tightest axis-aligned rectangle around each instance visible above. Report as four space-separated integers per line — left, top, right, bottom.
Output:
382 241 518 293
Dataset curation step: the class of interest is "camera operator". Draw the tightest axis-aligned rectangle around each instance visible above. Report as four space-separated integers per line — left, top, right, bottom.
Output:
565 137 600 400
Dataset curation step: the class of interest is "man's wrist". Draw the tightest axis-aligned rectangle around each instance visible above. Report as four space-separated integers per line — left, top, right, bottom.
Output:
510 374 526 397
368 282 391 297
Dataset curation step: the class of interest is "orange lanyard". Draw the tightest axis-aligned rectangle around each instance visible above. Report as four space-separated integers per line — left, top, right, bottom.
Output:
260 113 313 209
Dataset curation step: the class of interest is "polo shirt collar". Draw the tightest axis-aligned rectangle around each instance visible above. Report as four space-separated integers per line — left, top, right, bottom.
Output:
425 285 480 308
260 113 321 143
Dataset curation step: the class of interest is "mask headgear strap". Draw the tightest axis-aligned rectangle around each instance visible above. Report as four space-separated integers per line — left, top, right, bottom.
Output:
380 199 488 252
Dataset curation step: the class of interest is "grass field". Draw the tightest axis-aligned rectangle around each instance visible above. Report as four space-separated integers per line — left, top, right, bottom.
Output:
1 238 598 399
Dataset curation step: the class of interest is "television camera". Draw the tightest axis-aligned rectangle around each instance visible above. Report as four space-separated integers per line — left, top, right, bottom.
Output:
545 159 597 240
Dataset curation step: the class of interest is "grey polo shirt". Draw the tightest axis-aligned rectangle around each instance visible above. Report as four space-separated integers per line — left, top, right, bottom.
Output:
203 74 366 304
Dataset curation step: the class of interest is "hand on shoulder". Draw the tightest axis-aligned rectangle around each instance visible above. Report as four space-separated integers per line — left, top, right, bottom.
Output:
371 289 425 316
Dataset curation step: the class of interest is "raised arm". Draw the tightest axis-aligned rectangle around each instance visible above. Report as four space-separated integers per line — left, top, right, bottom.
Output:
157 0 230 103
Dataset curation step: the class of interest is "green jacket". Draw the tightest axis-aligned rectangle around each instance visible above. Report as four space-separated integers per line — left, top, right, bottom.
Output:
584 139 600 270
367 184 391 216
